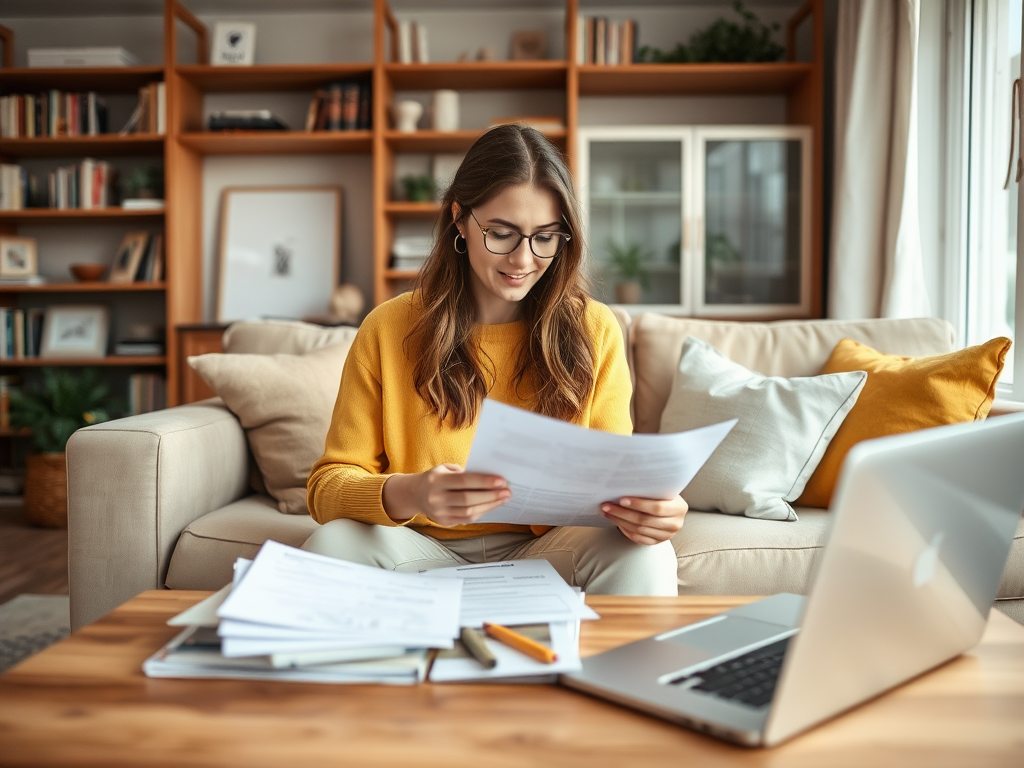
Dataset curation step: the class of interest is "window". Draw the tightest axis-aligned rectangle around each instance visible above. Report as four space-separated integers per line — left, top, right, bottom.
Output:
923 0 1024 398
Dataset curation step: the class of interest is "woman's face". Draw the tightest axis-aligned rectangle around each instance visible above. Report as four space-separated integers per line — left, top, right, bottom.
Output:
455 182 562 325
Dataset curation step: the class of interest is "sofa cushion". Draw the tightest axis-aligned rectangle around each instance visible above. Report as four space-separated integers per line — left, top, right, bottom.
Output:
660 337 867 521
673 510 1024 599
672 509 831 594
798 336 1012 507
631 315 955 434
189 341 352 514
165 495 320 590
223 319 358 355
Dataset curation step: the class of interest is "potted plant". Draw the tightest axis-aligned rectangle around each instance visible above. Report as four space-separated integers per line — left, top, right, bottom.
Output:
9 368 116 528
122 165 164 201
607 240 651 304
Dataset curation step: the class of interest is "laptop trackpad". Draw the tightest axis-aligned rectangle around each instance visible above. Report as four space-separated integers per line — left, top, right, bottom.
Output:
659 616 788 655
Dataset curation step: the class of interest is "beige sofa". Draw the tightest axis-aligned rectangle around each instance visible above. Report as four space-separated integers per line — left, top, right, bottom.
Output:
66 313 1024 630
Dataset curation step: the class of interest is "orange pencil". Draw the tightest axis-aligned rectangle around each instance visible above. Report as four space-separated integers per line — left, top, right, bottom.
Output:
482 622 558 664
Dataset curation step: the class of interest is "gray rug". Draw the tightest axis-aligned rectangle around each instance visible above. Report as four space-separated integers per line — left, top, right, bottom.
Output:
0 594 70 674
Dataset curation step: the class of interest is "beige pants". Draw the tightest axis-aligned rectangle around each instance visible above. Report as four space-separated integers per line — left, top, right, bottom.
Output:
301 519 679 596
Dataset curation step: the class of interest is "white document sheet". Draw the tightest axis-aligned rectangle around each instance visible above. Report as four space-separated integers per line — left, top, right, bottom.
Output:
423 558 599 626
216 541 462 649
467 399 736 527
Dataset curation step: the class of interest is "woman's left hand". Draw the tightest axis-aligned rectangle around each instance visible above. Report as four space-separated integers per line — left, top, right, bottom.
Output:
601 495 689 546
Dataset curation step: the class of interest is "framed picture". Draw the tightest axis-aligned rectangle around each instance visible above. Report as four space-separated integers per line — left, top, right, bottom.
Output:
217 186 342 323
109 231 150 283
0 236 38 277
40 305 109 359
212 21 256 66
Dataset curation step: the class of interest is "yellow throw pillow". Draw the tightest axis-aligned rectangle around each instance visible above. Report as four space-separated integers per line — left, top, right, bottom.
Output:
796 336 1011 508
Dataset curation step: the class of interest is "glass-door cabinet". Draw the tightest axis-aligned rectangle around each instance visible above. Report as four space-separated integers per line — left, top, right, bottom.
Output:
577 126 812 317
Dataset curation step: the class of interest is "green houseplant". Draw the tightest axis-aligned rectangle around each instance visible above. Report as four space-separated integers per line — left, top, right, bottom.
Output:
607 240 651 304
637 1 785 64
9 368 116 527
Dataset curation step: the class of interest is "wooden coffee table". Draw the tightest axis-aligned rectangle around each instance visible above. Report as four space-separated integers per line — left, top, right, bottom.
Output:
1 592 1022 767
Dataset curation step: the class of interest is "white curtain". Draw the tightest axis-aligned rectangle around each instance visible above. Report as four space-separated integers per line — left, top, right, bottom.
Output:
830 0 932 319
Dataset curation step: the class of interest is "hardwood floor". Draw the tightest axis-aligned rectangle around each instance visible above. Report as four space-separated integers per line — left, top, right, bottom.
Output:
0 500 68 606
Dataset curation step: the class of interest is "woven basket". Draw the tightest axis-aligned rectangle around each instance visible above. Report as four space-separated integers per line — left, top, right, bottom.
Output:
24 453 67 528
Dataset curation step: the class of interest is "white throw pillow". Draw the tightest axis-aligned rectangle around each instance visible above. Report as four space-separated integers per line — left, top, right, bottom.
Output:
659 336 867 521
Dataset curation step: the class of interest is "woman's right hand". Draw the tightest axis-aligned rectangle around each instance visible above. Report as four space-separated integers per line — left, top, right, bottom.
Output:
382 464 511 526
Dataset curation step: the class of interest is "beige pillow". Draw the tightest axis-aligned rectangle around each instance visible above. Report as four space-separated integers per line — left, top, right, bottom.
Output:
188 341 353 514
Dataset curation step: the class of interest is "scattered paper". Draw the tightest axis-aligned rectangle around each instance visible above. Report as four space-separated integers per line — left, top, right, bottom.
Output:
467 399 735 527
424 558 598 626
216 541 462 656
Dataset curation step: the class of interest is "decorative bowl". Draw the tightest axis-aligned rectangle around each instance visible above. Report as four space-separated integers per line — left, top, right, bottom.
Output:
70 264 107 282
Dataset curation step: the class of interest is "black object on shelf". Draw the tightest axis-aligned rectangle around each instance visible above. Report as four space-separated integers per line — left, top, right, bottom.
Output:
207 110 288 131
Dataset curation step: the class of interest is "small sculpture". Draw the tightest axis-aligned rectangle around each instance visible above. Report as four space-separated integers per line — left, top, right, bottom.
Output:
303 283 365 326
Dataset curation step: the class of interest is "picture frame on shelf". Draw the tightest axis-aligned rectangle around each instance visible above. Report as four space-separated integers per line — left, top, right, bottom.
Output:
211 21 256 66
510 30 547 60
0 236 38 278
108 232 150 284
217 186 342 323
40 305 109 359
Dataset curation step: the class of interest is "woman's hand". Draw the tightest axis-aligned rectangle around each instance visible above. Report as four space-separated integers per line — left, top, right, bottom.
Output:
601 494 688 545
383 464 511 526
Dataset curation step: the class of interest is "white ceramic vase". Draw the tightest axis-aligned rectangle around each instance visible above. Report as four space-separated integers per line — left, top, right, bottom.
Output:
393 100 423 133
431 90 459 132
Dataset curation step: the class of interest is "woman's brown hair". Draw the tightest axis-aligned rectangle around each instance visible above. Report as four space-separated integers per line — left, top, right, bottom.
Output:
406 124 594 429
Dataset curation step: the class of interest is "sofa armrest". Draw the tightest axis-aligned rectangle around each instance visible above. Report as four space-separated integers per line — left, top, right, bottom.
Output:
991 398 1024 417
66 400 250 630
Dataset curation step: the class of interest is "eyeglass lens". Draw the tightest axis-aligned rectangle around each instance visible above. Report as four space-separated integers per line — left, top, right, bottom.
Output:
484 228 566 258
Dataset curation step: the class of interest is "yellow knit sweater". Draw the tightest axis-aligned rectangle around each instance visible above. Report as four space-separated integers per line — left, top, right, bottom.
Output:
306 292 633 540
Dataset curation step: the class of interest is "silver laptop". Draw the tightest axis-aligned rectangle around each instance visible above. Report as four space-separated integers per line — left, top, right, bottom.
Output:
561 413 1024 747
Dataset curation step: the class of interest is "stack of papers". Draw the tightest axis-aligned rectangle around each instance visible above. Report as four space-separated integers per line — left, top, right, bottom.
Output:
144 542 601 685
144 541 463 685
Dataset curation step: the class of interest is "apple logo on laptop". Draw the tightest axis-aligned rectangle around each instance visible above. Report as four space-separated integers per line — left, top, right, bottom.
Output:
913 531 945 588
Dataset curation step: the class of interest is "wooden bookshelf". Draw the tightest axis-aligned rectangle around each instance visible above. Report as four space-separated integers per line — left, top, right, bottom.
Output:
384 201 440 218
0 135 165 158
576 62 815 96
0 283 166 293
384 61 568 90
0 66 164 92
0 356 166 368
0 209 164 223
178 131 372 155
1 0 826 404
176 63 373 92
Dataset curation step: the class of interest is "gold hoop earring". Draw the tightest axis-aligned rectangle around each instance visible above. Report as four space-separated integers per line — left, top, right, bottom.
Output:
453 233 467 254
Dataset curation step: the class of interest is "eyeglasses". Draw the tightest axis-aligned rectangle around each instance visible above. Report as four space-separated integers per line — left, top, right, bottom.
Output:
466 210 571 259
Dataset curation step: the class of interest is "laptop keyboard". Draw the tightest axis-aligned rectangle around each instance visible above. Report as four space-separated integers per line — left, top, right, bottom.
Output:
668 637 792 709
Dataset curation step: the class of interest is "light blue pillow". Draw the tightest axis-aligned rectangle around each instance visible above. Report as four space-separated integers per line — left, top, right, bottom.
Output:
659 337 867 521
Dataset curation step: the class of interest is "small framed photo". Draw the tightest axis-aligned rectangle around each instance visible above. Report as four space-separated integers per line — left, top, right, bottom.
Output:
40 305 109 359
217 186 342 323
212 21 256 66
0 236 38 277
109 231 150 283
511 30 547 60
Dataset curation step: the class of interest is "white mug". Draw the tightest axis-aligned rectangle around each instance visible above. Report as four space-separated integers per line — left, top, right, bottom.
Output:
393 100 423 133
431 90 459 132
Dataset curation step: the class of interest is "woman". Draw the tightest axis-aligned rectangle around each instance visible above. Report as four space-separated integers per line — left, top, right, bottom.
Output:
304 124 685 595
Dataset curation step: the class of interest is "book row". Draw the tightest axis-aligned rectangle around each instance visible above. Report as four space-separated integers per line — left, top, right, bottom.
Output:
305 80 373 132
576 16 638 66
128 372 166 415
0 91 109 139
0 308 44 360
111 231 164 283
0 158 118 210
121 82 167 135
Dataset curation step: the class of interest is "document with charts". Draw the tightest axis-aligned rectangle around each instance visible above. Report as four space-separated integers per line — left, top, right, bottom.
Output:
468 399 735 528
